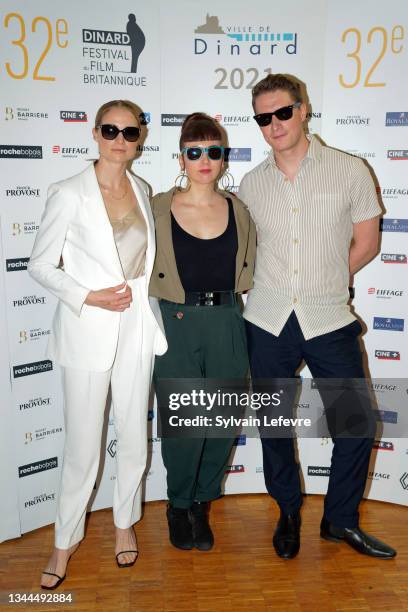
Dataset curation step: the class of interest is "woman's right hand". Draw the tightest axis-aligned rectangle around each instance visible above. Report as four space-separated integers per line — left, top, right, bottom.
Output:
84 282 132 311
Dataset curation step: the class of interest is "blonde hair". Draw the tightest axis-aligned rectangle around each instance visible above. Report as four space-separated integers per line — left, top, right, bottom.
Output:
94 100 141 127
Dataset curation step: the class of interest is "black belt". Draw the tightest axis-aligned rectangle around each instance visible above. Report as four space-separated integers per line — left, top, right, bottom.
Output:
184 290 235 306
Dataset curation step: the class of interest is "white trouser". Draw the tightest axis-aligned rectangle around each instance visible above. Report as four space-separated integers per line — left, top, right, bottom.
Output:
55 276 156 549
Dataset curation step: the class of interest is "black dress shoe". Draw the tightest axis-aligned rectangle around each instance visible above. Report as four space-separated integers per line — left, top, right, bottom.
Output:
189 502 214 551
273 511 301 559
166 504 193 550
320 518 396 558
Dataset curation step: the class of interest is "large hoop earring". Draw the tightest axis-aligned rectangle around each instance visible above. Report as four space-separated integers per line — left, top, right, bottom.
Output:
218 169 234 192
174 170 191 191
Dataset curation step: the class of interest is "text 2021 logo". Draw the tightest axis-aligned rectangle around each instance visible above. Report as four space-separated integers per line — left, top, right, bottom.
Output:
3 12 68 81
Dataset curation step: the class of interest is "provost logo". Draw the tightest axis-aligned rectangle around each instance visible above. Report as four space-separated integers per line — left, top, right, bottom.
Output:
381 253 407 264
367 287 403 299
5 107 48 121
13 295 46 308
24 492 56 508
336 115 370 126
82 14 147 86
388 150 408 160
52 145 89 158
60 111 87 122
373 317 404 332
5 185 40 197
19 396 51 411
194 14 298 56
385 112 408 127
375 350 400 361
373 440 394 451
380 218 408 233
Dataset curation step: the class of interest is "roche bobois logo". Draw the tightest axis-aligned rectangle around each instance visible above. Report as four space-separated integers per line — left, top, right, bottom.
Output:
194 14 298 56
82 14 147 86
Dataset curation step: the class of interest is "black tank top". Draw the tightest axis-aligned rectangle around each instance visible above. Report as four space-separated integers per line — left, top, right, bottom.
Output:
171 198 237 292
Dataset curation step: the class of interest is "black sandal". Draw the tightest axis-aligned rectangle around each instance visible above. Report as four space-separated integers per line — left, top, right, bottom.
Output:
41 571 66 590
115 549 139 568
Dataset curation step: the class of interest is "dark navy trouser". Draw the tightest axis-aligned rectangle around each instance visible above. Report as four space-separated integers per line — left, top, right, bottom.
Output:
245 311 375 528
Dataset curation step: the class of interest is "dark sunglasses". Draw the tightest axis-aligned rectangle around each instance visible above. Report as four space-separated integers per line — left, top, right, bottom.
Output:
181 145 224 161
253 102 302 126
96 124 140 142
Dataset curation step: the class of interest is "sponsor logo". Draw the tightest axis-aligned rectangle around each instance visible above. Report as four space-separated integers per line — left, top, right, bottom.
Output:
82 15 147 86
24 426 63 443
373 317 404 332
368 471 390 480
347 149 375 159
308 466 330 476
295 402 310 409
225 147 251 162
24 492 56 508
306 112 322 120
215 114 251 126
371 383 397 393
385 112 408 127
367 287 403 298
13 360 53 378
373 440 394 451
148 436 161 443
376 409 398 424
321 438 330 445
400 473 408 490
375 350 400 361
19 396 51 411
161 113 188 126
5 185 40 197
194 14 298 56
107 439 117 458
60 110 88 122
234 434 247 446
18 457 58 478
18 328 51 343
52 145 90 158
388 150 408 160
139 111 150 125
12 222 39 236
6 258 29 272
5 107 48 121
12 295 47 308
0 145 42 159
255 466 263 473
148 409 154 421
380 218 408 233
336 115 370 126
381 253 407 264
225 464 245 473
380 187 408 199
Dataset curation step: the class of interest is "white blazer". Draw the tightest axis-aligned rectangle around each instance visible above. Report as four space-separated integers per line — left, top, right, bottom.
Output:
28 163 167 371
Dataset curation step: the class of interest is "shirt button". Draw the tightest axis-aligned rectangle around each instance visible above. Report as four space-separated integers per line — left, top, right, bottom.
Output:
293 208 298 213
293 239 299 244
293 297 298 304
158 272 165 278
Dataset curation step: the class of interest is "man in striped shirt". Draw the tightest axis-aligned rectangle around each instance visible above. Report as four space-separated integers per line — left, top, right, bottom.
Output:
239 73 395 560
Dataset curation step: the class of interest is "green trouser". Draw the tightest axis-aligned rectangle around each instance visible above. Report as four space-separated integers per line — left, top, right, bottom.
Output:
154 298 249 509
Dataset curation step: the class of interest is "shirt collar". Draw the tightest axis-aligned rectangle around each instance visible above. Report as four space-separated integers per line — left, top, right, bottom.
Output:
263 134 322 170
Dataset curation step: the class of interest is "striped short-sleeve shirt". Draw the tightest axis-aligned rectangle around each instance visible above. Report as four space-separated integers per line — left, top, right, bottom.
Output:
238 135 381 340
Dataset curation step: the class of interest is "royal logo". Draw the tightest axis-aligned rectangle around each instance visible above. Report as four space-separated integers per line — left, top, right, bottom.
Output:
375 409 398 424
234 434 247 446
385 112 408 127
380 218 408 233
225 147 251 162
373 317 404 332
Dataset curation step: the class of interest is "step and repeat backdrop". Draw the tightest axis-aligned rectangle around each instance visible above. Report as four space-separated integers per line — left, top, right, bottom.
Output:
0 0 407 543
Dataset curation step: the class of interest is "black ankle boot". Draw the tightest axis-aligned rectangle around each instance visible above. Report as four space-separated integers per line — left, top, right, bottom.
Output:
166 504 193 550
189 501 214 551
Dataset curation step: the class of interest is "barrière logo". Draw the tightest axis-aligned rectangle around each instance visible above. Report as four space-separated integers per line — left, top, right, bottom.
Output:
12 222 39 236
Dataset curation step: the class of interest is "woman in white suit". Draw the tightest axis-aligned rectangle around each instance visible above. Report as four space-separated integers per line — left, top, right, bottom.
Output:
28 100 167 589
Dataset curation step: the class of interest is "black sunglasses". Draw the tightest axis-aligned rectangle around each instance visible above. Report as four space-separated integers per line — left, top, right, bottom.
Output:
253 102 302 126
181 145 224 161
96 124 140 142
